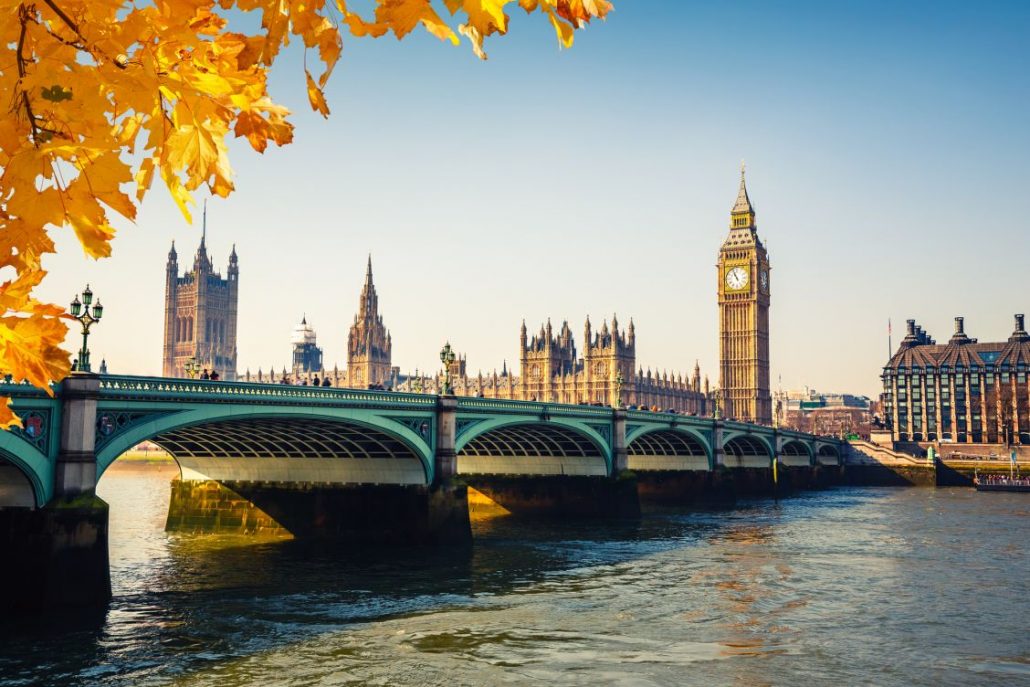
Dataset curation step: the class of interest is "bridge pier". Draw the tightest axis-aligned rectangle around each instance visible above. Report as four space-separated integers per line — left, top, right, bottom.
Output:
165 479 471 544
463 474 640 519
1 374 110 614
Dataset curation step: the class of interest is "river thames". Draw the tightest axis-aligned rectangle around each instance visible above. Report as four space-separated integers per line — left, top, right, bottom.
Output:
1 465 1028 686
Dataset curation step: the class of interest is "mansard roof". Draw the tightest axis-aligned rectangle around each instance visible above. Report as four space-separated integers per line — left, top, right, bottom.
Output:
886 316 1030 371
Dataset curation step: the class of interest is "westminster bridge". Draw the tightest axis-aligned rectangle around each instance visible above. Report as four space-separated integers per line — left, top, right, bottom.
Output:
0 374 842 611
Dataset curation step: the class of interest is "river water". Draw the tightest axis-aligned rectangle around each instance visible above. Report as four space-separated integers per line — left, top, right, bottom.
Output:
1 465 1028 686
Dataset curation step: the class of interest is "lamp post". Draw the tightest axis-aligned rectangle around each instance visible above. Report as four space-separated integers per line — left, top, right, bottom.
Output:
614 369 624 409
440 342 456 395
184 357 201 379
69 284 103 373
713 388 722 420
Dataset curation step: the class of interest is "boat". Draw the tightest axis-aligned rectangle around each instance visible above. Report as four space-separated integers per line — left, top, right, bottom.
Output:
974 475 1030 492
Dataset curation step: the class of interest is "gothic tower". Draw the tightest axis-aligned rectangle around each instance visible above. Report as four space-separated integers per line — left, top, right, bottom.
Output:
717 165 771 424
582 315 635 406
162 209 239 380
345 256 393 389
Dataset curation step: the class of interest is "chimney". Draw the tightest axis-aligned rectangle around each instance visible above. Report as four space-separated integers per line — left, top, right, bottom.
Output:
950 315 972 344
906 320 916 337
1010 313 1029 343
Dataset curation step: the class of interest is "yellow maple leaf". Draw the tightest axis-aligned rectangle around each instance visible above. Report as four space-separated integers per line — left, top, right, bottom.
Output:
306 70 331 117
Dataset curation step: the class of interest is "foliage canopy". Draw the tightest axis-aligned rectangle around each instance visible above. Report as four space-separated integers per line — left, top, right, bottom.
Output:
0 0 611 426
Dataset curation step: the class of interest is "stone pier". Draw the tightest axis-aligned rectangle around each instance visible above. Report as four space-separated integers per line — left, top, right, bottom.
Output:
0 495 111 614
166 479 471 545
463 474 641 518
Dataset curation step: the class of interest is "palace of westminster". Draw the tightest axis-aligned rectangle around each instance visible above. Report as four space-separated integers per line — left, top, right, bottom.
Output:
163 170 774 424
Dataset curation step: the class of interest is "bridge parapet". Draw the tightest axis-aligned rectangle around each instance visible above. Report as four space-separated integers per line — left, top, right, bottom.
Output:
97 375 437 409
454 396 613 419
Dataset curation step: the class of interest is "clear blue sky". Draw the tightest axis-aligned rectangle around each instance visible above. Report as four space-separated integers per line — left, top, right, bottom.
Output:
38 0 1030 396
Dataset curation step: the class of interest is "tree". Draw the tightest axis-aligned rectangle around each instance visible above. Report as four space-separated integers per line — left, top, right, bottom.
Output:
0 0 612 426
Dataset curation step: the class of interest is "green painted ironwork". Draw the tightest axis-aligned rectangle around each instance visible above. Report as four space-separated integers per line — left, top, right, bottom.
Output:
0 373 845 508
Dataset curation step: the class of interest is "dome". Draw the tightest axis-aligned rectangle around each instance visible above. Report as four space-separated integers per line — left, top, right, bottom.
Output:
290 316 317 345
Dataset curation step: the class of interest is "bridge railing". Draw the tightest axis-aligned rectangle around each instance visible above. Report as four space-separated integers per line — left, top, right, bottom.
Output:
97 375 437 407
455 396 614 418
0 379 56 398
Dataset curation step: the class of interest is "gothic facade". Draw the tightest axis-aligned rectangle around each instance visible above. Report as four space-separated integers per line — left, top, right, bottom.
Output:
717 166 772 424
396 316 710 414
162 227 239 380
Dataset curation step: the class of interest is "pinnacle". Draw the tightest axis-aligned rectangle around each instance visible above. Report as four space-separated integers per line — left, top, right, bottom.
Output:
732 167 754 215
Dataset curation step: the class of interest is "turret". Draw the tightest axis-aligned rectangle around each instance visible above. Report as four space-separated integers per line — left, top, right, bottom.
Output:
627 317 635 347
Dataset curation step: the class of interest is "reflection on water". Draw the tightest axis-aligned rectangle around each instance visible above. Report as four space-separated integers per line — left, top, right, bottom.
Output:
1 464 1028 686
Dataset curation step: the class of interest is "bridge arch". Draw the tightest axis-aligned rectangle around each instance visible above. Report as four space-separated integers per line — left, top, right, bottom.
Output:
95 406 434 486
780 439 814 467
626 427 713 471
816 443 841 465
721 432 774 467
0 433 50 507
456 419 611 476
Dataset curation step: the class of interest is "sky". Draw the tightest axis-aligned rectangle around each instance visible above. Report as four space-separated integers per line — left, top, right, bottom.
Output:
36 0 1030 397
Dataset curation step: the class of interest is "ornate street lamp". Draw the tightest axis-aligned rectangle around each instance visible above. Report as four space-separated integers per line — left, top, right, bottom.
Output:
184 357 201 379
440 342 456 395
713 388 722 420
614 369 624 409
70 284 103 373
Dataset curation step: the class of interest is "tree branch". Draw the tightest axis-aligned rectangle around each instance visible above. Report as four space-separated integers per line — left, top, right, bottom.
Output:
17 5 41 145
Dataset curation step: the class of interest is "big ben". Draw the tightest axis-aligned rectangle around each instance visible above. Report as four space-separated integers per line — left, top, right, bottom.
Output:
717 165 772 425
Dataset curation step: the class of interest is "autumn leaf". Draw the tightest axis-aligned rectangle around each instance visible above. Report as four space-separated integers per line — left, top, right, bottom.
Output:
305 70 330 117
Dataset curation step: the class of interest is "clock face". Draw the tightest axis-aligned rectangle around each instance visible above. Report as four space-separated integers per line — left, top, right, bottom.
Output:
760 270 769 291
725 266 749 290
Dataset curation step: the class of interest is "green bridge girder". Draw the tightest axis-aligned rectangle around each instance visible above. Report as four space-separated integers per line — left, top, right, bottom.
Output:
0 375 844 507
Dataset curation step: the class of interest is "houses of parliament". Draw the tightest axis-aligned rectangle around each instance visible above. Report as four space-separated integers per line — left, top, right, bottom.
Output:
162 169 774 424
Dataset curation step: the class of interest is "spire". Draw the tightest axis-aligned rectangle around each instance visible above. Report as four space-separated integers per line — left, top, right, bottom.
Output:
365 254 373 285
229 242 237 263
732 161 753 214
200 198 207 249
168 240 177 261
729 161 757 232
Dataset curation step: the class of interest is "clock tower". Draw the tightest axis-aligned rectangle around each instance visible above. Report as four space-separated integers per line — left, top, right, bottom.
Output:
717 165 772 424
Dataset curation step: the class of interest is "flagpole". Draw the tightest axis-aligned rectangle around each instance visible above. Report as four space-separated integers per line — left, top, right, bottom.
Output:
888 318 892 359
